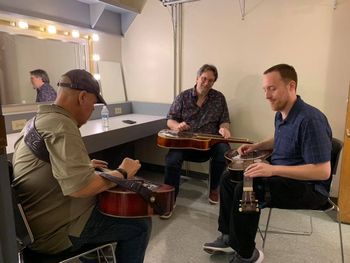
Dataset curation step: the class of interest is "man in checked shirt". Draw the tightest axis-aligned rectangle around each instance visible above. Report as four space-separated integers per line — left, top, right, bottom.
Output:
162 64 231 218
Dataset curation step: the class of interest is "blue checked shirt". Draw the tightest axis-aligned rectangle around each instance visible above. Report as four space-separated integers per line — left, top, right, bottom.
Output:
271 96 332 196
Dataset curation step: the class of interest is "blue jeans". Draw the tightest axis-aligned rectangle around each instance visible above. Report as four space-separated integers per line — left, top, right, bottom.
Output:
164 143 230 198
69 206 152 263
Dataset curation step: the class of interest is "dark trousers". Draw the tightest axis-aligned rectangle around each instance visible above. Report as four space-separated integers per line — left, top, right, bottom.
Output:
69 206 152 263
164 143 230 198
218 171 328 258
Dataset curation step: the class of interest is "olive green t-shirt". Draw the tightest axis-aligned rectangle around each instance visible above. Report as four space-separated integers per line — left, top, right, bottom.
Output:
12 104 96 254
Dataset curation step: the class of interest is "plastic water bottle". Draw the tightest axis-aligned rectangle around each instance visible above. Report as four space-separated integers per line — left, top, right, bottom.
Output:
101 105 109 128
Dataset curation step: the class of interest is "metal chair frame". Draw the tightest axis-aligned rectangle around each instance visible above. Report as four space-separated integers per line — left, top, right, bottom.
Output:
257 138 345 263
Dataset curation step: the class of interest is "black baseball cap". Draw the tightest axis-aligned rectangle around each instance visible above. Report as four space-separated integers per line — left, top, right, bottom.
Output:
57 69 106 105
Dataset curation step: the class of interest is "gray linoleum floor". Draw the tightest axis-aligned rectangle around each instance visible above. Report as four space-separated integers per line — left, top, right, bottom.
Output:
142 171 350 263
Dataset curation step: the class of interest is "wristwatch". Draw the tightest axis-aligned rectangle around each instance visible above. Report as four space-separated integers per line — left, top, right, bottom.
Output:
116 168 128 179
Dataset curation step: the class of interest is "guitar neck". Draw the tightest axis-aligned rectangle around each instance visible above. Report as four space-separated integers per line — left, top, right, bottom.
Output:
243 175 253 192
183 132 253 144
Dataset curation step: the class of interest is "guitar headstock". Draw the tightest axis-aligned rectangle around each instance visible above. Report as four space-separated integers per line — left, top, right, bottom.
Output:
239 192 260 213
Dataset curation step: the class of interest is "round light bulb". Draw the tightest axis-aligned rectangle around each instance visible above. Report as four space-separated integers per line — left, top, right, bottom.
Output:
18 21 28 29
92 33 99 42
92 54 100 61
93 74 101 80
47 25 57 34
71 30 80 38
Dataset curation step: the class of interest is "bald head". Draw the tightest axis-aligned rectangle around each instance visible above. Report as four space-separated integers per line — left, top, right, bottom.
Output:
55 86 97 127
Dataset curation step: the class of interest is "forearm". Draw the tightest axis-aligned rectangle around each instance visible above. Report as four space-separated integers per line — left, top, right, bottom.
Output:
255 138 274 151
70 171 122 198
271 162 331 181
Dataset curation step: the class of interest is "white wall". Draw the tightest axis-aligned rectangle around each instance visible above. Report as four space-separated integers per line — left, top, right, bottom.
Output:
122 0 350 196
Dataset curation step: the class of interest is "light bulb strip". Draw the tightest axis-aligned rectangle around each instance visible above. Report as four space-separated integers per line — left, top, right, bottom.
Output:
0 17 98 43
0 15 100 75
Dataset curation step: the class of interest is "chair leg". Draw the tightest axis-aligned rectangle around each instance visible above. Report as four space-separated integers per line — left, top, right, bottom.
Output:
260 208 314 250
185 161 189 177
261 207 273 250
18 251 24 263
59 243 116 263
328 199 345 263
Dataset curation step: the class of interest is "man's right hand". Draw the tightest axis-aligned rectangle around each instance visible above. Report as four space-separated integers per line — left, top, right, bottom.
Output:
237 143 257 155
176 121 190 132
118 157 141 178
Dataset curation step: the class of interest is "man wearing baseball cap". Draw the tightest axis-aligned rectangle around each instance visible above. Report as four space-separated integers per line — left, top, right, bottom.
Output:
12 69 151 262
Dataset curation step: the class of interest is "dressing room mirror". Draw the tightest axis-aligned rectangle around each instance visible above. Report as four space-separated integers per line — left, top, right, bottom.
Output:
0 31 87 106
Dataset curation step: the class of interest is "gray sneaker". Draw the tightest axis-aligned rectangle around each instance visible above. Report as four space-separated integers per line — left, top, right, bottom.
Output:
229 248 264 263
203 234 235 254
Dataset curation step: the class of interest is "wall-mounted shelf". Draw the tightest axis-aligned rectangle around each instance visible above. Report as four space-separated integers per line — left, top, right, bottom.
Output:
77 0 145 35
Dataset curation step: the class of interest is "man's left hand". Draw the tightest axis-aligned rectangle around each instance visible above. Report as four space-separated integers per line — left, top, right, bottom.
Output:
219 127 231 139
244 162 274 178
91 159 108 169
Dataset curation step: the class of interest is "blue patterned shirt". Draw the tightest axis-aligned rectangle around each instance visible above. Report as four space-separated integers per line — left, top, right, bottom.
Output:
36 83 57 102
167 86 230 134
271 95 332 196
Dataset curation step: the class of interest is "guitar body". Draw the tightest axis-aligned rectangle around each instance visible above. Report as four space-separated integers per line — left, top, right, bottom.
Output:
98 183 175 218
224 149 272 171
224 149 272 213
157 129 252 151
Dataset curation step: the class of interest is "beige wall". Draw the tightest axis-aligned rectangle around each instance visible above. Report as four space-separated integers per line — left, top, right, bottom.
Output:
122 0 350 196
94 32 122 63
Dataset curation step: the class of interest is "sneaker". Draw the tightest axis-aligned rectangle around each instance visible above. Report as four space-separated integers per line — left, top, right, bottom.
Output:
203 234 235 254
209 189 219 204
159 204 176 219
229 248 264 263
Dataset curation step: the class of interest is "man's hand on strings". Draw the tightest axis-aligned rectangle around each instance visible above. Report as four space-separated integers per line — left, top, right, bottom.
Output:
237 143 258 155
177 121 190 132
118 158 141 179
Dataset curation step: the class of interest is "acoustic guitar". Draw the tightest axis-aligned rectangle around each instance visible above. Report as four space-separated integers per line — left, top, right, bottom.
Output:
97 168 175 218
98 180 175 218
224 149 272 213
157 129 253 151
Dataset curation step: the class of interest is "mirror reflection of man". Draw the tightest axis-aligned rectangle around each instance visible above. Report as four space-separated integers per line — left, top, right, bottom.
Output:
30 69 57 102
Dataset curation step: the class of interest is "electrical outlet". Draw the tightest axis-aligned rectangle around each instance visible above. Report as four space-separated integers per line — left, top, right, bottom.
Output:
12 119 27 131
115 107 122 114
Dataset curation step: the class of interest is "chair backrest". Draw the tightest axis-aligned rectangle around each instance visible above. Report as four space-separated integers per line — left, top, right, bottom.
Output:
324 138 343 193
8 161 34 250
331 138 343 176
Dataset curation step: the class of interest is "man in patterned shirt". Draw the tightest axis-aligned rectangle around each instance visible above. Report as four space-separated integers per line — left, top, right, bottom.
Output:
203 64 332 263
162 64 231 218
30 69 57 102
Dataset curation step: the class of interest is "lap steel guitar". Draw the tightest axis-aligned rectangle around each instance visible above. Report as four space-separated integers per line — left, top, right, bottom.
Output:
157 129 253 151
225 149 272 213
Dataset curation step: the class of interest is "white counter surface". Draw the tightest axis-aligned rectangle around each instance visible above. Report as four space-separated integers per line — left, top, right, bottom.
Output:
6 113 166 155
